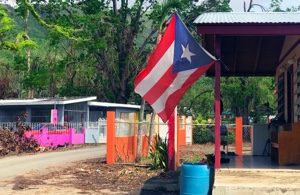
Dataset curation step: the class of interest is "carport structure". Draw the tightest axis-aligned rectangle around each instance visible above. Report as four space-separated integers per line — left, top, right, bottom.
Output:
194 12 300 168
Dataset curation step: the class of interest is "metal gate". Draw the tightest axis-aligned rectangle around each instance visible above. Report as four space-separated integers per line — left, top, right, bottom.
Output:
85 119 107 143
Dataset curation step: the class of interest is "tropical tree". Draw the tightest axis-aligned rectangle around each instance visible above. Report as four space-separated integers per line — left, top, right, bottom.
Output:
269 0 283 12
178 0 231 119
179 77 214 118
221 77 275 124
243 0 266 12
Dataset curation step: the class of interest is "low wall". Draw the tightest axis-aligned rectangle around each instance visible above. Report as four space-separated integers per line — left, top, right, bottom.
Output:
85 128 101 143
25 128 85 147
106 111 190 164
115 135 152 162
85 121 106 144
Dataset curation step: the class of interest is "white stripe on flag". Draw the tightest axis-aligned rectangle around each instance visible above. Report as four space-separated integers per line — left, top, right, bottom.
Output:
151 68 197 113
134 42 175 97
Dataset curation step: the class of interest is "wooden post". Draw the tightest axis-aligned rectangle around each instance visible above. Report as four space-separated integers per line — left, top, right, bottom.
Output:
133 112 138 159
137 100 145 161
168 109 176 171
177 115 180 167
174 108 178 169
214 36 221 169
235 117 243 156
106 111 115 164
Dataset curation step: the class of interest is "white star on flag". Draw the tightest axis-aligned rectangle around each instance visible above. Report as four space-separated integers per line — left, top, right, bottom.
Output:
181 44 195 63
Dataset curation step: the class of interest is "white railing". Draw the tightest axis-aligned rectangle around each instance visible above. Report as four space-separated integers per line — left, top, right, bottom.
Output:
0 122 85 132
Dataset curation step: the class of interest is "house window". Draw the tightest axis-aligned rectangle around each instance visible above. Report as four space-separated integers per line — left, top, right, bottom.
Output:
64 103 86 123
116 112 134 136
120 112 130 121
31 108 51 122
180 116 185 129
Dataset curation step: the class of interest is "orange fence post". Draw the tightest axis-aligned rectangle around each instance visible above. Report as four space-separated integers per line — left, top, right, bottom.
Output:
106 111 115 164
235 117 243 156
181 116 186 146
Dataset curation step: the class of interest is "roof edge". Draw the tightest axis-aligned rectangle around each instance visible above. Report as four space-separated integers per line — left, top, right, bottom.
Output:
88 101 140 109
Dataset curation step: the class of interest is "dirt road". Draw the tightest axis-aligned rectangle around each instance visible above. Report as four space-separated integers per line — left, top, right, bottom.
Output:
0 145 105 180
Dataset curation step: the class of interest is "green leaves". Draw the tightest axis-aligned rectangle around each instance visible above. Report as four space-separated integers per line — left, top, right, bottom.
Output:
221 77 275 123
0 6 14 32
149 135 168 171
0 6 16 50
15 32 38 50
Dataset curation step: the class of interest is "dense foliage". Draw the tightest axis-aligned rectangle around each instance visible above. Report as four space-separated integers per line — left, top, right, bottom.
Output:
192 125 234 145
1 0 298 123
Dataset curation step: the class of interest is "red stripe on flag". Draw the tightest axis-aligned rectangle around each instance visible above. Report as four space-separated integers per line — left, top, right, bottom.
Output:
134 15 176 87
158 63 214 122
143 65 177 104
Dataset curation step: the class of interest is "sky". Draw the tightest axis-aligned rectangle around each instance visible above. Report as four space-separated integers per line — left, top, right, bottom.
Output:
230 0 299 11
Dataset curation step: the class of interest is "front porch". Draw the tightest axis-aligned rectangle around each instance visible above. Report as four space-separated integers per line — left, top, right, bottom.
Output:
222 154 300 170
194 12 300 168
222 144 300 170
214 168 300 195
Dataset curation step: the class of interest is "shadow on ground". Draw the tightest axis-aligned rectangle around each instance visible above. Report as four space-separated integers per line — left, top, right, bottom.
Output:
137 171 180 195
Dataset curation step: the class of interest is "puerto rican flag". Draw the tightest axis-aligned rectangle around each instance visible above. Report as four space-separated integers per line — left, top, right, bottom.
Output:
134 13 216 122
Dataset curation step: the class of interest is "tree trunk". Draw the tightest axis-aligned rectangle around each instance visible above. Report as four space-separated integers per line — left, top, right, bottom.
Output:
148 110 156 155
24 2 34 98
136 99 145 162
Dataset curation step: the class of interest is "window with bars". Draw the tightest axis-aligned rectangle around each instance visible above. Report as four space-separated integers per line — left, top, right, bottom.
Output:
31 107 51 122
64 103 87 123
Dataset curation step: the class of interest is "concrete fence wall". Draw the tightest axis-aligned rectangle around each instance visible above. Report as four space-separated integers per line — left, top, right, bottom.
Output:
24 127 85 147
107 111 192 164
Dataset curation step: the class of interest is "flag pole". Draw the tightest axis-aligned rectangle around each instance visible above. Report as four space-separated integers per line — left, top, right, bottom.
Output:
214 36 221 169
168 107 177 171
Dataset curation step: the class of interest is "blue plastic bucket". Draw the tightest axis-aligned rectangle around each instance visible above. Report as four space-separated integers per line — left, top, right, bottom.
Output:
180 163 210 195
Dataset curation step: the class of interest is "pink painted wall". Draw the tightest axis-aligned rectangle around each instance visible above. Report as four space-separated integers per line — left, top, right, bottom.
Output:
25 128 85 147
70 128 85 145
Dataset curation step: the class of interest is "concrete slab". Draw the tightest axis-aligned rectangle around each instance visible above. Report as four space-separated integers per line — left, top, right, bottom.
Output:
213 169 300 195
221 155 300 170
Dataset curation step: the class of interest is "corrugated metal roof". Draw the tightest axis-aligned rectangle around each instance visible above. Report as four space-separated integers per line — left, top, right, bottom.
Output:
0 96 97 106
88 101 140 109
194 12 300 24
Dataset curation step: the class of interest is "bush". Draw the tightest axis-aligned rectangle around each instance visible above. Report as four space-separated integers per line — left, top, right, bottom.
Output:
193 125 235 145
227 130 234 145
193 125 214 144
149 135 168 171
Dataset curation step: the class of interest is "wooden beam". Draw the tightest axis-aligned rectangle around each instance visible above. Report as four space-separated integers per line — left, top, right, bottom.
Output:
233 37 239 73
253 37 263 73
214 35 221 169
207 72 275 77
278 38 300 66
197 24 300 35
